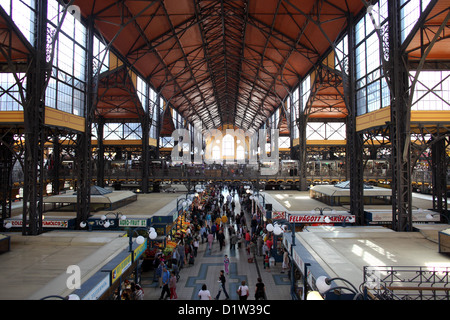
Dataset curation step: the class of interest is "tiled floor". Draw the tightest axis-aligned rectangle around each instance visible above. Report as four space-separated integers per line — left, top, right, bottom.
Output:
141 191 292 301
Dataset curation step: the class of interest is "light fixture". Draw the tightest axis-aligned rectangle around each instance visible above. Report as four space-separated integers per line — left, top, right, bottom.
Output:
129 227 158 252
314 276 361 299
101 212 127 228
316 276 331 293
425 212 450 223
273 225 282 235
136 235 145 245
306 291 324 300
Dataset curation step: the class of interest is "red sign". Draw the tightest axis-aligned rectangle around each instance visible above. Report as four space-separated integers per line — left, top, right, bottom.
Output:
6 219 69 228
288 215 355 224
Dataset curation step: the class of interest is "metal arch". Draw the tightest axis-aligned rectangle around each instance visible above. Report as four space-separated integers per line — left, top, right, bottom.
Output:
159 1 216 127
87 0 209 129
194 0 249 128
192 0 228 128
74 0 366 132
238 0 284 129
128 5 211 129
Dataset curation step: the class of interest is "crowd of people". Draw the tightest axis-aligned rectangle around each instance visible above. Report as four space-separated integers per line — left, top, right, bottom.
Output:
152 183 286 300
114 279 145 300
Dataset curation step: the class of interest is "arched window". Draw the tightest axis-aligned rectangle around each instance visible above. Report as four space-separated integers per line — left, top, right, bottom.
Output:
212 145 221 160
222 134 234 157
236 145 245 160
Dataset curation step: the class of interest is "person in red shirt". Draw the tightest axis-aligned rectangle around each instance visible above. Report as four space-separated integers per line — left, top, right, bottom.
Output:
265 236 273 254
245 231 251 254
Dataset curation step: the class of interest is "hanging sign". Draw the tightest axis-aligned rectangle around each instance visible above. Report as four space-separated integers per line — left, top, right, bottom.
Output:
288 215 355 224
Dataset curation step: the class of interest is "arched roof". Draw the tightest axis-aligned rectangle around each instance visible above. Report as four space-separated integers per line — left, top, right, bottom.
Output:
73 0 367 131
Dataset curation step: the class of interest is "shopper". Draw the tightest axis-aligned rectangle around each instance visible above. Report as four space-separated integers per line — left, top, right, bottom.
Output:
237 280 249 300
193 237 199 257
264 251 270 269
200 225 207 243
169 271 178 299
224 255 230 275
156 260 165 287
178 243 185 269
198 284 212 300
217 229 225 251
254 277 266 300
133 283 144 300
159 266 171 300
207 231 214 252
282 248 289 273
230 231 237 250
215 270 230 300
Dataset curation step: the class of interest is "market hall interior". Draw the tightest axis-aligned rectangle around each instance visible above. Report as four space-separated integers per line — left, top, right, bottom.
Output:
0 183 448 300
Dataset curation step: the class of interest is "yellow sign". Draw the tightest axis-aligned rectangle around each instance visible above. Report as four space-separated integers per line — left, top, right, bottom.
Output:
111 254 132 283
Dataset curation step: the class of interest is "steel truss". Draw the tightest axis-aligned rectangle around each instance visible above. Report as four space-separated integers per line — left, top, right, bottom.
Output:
365 0 450 231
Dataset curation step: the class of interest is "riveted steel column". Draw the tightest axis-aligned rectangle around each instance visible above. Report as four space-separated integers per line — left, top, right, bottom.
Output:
345 15 365 225
142 85 150 193
298 82 307 191
0 133 14 221
298 114 307 191
388 0 412 231
96 116 105 188
51 135 61 195
431 135 448 217
76 16 94 227
22 0 47 235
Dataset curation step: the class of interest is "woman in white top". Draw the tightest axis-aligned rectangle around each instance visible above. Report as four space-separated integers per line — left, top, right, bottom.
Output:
198 284 212 300
237 280 249 300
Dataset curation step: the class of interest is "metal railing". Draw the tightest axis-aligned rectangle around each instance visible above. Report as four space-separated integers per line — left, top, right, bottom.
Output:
9 163 442 186
363 266 450 301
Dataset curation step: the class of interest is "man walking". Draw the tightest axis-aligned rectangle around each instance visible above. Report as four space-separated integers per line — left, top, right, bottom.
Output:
217 229 225 251
159 266 171 300
215 270 230 300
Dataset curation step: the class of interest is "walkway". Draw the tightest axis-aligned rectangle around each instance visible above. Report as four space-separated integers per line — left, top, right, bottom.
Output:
140 189 292 301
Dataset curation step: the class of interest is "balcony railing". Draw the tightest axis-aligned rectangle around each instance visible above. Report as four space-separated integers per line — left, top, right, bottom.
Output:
363 266 450 301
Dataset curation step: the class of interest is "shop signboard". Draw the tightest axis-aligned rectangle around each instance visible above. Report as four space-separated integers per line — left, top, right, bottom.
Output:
88 218 117 229
133 238 147 261
288 214 355 224
111 254 132 284
272 211 286 220
80 273 110 300
5 218 72 228
119 219 148 228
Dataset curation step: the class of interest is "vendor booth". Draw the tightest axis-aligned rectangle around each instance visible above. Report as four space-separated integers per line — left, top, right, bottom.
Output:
72 237 147 300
